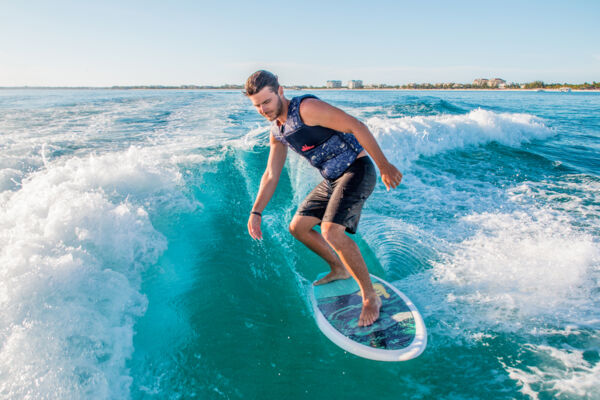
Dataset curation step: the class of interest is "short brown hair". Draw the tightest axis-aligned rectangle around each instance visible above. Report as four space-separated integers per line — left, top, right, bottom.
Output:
244 70 279 96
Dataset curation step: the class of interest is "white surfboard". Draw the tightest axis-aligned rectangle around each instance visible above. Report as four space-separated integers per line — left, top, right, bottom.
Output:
310 272 427 361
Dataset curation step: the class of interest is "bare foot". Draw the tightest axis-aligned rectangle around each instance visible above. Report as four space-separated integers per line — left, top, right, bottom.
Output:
358 294 382 327
313 268 351 285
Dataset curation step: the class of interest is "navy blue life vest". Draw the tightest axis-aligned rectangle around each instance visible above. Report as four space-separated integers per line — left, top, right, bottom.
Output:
271 95 364 179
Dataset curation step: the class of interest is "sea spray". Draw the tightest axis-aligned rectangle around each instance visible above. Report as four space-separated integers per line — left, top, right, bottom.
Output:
367 108 554 170
0 147 188 398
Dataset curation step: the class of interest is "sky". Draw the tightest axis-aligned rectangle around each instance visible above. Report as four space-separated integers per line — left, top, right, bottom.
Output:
1 0 599 86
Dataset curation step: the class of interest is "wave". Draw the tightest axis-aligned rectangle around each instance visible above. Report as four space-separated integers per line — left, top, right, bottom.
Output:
388 99 468 117
0 147 193 399
395 203 600 398
504 343 600 399
366 108 554 170
431 209 598 326
509 174 600 233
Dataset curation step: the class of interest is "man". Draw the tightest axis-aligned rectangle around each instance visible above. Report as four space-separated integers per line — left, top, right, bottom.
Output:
245 70 402 327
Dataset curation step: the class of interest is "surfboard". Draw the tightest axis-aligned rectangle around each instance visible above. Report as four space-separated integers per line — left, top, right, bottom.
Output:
310 272 427 361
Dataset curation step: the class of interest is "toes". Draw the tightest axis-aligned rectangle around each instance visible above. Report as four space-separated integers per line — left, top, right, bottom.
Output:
359 311 379 327
359 314 374 327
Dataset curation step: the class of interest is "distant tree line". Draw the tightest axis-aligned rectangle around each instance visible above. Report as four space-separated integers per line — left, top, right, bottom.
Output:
397 82 600 90
291 82 600 90
3 82 598 90
109 84 244 89
521 81 600 89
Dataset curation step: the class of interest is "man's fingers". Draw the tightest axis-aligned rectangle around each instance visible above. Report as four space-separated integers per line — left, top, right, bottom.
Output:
248 220 261 240
396 173 403 185
383 173 402 191
252 225 263 240
382 176 390 191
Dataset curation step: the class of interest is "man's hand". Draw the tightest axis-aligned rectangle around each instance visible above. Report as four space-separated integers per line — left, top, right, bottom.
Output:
248 214 263 240
379 161 403 191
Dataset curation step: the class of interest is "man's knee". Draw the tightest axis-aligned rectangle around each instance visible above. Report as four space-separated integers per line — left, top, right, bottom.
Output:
289 215 317 238
289 219 301 238
321 223 346 249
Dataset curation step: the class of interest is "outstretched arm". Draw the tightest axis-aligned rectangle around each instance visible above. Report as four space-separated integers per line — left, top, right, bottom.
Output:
248 133 288 240
299 98 402 191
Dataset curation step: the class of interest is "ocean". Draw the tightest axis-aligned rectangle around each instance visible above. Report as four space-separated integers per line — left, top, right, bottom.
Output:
0 89 598 399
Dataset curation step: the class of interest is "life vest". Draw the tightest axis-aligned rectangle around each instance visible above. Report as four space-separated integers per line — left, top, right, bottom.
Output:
271 95 364 179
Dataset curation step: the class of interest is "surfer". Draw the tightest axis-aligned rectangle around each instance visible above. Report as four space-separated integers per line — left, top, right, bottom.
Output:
245 70 402 327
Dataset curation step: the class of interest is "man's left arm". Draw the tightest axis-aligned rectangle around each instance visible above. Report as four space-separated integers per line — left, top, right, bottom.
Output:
299 99 403 190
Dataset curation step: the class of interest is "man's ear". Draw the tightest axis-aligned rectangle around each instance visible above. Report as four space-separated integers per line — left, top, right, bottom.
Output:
278 86 284 96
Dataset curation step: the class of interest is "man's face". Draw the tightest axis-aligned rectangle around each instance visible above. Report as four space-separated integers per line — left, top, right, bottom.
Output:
249 86 283 121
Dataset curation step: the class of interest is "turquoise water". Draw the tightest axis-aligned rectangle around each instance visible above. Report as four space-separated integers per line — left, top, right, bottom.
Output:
0 89 598 399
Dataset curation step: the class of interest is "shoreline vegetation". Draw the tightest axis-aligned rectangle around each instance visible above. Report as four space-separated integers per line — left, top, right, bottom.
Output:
1 81 599 91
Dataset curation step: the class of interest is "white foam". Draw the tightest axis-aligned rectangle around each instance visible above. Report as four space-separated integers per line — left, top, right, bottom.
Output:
503 345 600 399
229 124 270 150
509 176 600 231
407 204 600 397
366 108 553 170
431 209 599 327
0 168 23 193
0 147 188 398
0 94 248 200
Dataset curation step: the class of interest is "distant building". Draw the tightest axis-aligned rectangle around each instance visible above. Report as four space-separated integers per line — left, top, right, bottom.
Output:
453 83 464 88
326 80 342 88
473 78 506 88
488 78 506 87
348 80 363 89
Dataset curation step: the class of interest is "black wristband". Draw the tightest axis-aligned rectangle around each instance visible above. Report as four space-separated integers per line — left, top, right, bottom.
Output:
251 211 262 217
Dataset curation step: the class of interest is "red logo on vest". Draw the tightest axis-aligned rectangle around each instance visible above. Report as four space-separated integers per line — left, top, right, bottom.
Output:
301 144 315 152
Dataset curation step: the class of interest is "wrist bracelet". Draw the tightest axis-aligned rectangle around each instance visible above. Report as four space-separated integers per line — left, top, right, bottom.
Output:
251 211 262 217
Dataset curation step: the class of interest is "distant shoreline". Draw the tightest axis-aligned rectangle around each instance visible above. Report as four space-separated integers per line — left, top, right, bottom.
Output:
1 87 598 93
309 88 600 93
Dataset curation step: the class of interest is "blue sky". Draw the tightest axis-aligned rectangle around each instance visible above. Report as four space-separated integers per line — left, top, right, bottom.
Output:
1 0 598 86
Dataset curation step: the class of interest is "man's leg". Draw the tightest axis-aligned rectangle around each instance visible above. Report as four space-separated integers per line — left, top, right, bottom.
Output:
289 215 350 285
321 221 381 327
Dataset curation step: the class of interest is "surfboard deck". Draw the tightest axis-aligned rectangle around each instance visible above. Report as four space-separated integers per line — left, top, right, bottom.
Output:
310 272 427 361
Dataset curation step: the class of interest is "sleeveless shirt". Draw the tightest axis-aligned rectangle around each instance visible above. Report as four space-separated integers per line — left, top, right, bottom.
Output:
270 95 364 180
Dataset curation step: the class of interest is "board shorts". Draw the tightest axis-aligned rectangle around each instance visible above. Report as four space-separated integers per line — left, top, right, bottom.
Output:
295 156 376 234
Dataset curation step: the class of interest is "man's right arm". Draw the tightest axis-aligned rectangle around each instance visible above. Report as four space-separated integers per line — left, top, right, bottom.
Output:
247 133 287 240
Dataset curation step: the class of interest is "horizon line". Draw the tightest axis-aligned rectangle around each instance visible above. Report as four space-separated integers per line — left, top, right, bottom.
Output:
1 80 599 90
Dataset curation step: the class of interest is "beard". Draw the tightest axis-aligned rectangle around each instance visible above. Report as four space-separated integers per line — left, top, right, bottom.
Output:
268 95 283 120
